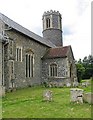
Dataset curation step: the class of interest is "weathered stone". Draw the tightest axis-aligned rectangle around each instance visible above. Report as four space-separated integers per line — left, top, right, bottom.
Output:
43 90 53 101
83 92 93 104
48 82 64 88
81 81 90 87
73 81 79 87
53 82 59 87
0 86 5 97
58 82 64 87
70 88 83 103
81 82 87 87
66 83 71 87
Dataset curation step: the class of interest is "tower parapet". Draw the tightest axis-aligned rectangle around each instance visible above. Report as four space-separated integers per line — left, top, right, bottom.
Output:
42 10 63 46
43 10 61 16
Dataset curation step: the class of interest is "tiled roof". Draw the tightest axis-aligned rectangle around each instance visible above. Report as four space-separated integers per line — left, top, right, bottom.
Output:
0 13 56 48
42 45 72 59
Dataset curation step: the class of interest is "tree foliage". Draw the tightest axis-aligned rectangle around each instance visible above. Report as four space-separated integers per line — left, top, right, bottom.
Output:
76 55 93 82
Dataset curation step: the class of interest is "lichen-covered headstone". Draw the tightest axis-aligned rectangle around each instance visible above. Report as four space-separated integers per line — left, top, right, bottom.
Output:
43 90 52 101
70 88 83 103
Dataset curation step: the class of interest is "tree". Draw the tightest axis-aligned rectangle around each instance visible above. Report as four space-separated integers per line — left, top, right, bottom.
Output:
76 63 85 82
82 55 93 79
76 55 93 81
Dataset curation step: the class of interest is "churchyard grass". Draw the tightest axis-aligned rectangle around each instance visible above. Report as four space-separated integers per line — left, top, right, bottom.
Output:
2 81 92 118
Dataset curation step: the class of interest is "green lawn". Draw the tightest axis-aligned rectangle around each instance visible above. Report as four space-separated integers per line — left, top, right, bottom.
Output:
2 84 92 118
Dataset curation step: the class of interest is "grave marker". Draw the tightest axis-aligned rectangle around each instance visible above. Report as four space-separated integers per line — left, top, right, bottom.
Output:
43 90 53 101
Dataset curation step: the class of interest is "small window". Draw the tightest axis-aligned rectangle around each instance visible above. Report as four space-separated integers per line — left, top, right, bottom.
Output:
46 18 50 28
49 64 57 77
16 47 22 62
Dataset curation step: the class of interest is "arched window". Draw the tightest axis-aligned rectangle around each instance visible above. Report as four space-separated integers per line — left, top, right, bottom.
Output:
46 18 50 28
49 64 57 77
16 46 22 62
25 50 34 78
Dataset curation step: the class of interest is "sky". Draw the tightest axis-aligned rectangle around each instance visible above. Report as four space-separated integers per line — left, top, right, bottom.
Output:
0 0 92 60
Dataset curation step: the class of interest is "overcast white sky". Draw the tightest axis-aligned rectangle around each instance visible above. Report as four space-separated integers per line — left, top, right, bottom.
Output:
0 0 91 60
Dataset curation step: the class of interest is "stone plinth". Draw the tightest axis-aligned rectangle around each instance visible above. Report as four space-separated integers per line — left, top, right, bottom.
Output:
83 92 93 104
70 88 83 103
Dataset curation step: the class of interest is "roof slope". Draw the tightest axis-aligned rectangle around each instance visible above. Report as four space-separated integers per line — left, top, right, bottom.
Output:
0 13 56 48
42 45 74 59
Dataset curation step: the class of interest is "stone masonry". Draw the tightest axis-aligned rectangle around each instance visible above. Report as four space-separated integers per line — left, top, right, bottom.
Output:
42 10 63 46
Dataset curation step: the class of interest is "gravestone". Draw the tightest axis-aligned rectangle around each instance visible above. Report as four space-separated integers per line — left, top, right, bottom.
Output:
70 88 83 103
82 82 87 87
53 82 58 87
0 86 5 97
48 82 54 88
43 90 52 101
58 82 64 87
73 81 79 87
81 81 90 87
83 92 93 104
66 83 71 87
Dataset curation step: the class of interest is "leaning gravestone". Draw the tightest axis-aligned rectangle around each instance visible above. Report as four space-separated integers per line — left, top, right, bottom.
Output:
70 88 83 103
43 90 52 101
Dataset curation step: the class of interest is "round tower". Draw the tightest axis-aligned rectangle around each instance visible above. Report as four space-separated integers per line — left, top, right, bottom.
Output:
42 10 63 46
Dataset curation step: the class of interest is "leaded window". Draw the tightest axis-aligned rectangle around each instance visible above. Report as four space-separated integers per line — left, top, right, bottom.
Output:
25 52 34 78
49 64 57 77
16 47 22 62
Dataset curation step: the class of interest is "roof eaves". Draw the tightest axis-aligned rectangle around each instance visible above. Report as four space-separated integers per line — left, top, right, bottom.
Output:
42 55 67 59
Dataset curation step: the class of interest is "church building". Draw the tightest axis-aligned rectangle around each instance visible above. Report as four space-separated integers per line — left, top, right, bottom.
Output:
0 10 77 91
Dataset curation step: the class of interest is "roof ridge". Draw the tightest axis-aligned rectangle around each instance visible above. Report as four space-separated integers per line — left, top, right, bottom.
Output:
0 12 56 48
